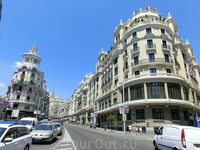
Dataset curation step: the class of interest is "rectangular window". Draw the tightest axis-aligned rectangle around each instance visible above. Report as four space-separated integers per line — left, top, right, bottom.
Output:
114 79 118 85
114 98 117 104
133 32 137 37
114 57 118 65
133 43 138 52
171 109 180 120
161 29 165 34
167 83 182 99
134 56 139 65
124 39 127 44
164 54 169 62
150 68 157 73
130 83 145 100
136 109 145 119
147 82 166 99
147 40 153 48
149 53 155 62
162 40 167 48
166 69 171 73
114 67 118 76
146 28 151 33
118 113 122 121
135 70 140 76
152 109 164 119
127 110 131 120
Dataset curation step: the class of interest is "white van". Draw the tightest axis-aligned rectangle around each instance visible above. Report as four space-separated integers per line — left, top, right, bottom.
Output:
153 125 200 150
19 117 38 131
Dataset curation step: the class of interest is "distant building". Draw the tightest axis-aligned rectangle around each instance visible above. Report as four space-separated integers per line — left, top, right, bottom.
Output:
48 91 65 119
6 46 49 119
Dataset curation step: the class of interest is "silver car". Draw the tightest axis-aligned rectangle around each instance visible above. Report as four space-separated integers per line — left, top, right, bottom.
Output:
32 124 58 143
51 122 63 135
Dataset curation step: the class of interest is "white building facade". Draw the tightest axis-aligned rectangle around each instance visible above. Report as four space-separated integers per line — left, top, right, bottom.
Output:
67 6 200 133
6 46 49 119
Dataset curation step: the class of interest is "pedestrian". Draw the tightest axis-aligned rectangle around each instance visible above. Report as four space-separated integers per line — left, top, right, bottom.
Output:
139 126 143 136
128 125 132 135
135 126 139 135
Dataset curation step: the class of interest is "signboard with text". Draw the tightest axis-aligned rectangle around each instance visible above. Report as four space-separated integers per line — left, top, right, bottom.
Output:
119 107 129 114
122 114 127 121
11 110 20 117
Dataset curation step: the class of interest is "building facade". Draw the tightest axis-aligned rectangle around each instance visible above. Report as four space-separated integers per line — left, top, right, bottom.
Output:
66 6 200 133
48 91 65 119
6 46 49 119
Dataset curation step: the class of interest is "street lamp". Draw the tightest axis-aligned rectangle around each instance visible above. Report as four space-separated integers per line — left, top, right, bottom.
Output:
119 82 126 134
36 97 43 118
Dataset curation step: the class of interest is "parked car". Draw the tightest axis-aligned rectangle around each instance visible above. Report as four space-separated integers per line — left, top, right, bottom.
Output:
19 117 38 131
51 122 63 135
38 121 49 125
0 121 21 125
0 123 32 150
32 123 58 143
153 125 200 150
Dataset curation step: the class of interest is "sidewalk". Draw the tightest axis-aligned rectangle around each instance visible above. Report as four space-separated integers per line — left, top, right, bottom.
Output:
93 126 155 140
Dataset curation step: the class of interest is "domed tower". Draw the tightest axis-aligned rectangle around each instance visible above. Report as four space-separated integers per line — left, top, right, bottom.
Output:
6 46 48 118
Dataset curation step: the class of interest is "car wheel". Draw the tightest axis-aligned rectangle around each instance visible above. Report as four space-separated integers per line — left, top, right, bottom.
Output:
153 141 158 150
24 145 29 150
49 136 53 143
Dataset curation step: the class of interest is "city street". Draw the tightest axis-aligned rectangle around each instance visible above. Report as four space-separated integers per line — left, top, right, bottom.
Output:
30 122 155 150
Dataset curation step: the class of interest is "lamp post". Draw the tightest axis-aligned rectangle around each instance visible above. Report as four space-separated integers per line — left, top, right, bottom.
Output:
36 97 43 118
122 82 126 134
119 82 126 134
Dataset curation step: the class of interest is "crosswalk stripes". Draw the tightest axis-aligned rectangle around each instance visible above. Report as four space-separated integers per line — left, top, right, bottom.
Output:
56 141 75 150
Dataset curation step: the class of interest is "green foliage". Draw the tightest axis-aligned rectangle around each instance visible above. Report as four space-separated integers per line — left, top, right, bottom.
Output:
38 115 44 121
107 114 115 131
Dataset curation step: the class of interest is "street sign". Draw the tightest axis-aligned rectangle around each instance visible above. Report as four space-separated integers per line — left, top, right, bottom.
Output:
11 110 20 117
122 114 127 121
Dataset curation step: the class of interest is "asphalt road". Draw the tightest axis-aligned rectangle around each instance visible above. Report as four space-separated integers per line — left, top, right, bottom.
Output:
30 123 155 150
65 124 154 150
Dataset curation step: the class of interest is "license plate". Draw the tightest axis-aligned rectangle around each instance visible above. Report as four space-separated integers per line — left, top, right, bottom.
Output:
34 138 42 140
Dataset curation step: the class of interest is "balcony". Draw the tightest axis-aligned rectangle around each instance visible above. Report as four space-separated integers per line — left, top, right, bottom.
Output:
18 80 35 85
16 90 22 94
131 58 173 67
123 65 129 72
145 44 156 50
173 48 178 56
162 44 171 50
175 61 181 70
123 54 128 59
131 47 140 54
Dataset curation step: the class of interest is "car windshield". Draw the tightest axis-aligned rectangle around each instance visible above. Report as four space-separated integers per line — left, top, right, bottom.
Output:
53 124 60 127
35 125 52 130
19 120 32 125
38 122 48 125
0 128 7 138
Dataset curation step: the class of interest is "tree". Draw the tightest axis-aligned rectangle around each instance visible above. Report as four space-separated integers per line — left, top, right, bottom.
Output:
107 114 115 131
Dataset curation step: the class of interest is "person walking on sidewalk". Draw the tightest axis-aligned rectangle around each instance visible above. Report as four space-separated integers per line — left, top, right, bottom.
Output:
135 126 139 135
128 125 132 135
139 126 143 136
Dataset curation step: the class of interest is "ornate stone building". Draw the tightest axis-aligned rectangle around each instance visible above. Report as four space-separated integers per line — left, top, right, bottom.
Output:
66 6 200 133
6 46 49 118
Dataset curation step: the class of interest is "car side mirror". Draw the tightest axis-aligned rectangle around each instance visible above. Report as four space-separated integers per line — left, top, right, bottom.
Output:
4 138 13 142
155 130 158 134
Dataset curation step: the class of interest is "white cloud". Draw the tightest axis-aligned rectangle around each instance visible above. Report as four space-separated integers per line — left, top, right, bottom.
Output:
11 62 22 68
0 83 5 87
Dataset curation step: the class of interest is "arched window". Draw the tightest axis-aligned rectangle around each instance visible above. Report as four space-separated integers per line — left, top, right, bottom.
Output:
17 95 20 99
32 68 37 73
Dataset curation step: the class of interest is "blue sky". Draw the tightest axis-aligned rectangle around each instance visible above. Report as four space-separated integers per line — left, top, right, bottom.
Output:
0 0 200 100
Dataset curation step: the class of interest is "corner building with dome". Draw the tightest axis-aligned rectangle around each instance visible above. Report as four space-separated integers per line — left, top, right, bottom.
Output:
66 6 200 133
